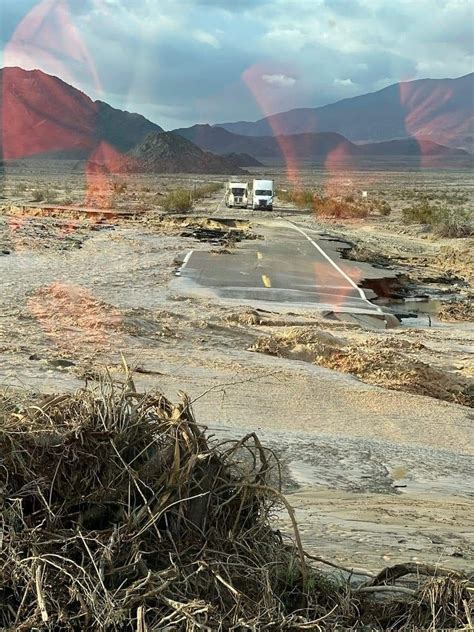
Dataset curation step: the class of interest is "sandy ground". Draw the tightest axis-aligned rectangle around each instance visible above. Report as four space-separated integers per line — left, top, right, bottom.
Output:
0 163 473 575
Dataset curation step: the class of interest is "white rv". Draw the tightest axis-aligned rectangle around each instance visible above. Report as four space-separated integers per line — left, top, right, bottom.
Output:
225 181 249 208
251 179 274 210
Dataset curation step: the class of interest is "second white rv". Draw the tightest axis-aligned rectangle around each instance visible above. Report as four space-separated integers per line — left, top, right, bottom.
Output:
225 181 249 208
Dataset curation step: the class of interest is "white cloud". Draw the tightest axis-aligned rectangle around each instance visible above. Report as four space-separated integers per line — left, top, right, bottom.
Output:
333 78 356 87
263 73 296 87
193 29 220 48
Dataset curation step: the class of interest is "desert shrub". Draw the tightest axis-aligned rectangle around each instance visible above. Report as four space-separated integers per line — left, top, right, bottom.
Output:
160 183 223 212
433 209 473 238
296 190 316 207
403 202 472 237
12 182 27 195
400 188 469 205
195 182 222 197
278 188 315 207
113 180 128 194
278 189 379 218
378 200 392 216
161 188 193 212
316 196 369 218
402 201 437 224
31 188 46 202
31 188 57 203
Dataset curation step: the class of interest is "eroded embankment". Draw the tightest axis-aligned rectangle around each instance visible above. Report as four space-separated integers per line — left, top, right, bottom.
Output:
340 238 474 322
250 327 474 407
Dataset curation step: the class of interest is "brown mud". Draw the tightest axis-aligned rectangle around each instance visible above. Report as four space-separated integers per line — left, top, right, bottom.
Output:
251 326 474 406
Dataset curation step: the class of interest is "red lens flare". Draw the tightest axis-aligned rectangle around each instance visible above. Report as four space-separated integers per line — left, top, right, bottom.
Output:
4 0 101 94
399 79 467 167
2 1 126 352
27 282 123 353
85 141 128 209
323 138 357 198
313 259 365 313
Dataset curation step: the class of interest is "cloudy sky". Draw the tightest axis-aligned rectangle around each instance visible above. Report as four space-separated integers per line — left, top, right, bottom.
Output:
1 0 473 129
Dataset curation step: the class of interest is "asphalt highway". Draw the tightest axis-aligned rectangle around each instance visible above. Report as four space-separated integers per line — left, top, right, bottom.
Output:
176 217 393 324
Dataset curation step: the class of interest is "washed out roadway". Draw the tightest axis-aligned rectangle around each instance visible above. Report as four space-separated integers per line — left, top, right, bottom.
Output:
176 218 393 322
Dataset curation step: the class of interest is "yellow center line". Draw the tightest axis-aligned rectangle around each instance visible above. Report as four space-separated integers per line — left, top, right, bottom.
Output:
261 274 272 288
257 252 263 260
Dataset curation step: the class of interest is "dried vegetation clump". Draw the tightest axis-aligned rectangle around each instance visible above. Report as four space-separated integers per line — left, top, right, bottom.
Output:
0 375 332 630
438 299 474 322
0 373 473 630
319 346 474 407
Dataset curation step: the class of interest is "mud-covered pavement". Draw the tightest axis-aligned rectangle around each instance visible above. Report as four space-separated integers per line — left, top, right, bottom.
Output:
1 167 473 575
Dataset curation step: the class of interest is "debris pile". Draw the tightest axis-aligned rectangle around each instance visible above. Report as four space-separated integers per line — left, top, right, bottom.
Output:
0 374 472 630
439 298 474 322
180 226 248 246
225 307 261 326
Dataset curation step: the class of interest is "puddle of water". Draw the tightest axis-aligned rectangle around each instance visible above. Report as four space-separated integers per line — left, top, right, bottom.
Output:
376 297 466 328
399 297 443 315
289 461 322 487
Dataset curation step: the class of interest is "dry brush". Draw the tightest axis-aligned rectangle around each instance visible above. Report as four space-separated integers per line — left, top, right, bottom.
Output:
0 371 472 630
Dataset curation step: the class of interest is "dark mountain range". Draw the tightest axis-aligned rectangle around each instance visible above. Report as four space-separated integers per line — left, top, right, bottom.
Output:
357 138 467 156
175 124 353 157
127 132 246 174
0 67 163 160
174 124 468 162
217 74 474 151
223 152 264 167
1 66 470 173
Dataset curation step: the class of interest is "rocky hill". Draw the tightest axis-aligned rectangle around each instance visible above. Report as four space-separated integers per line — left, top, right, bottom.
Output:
0 67 163 160
128 132 246 174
